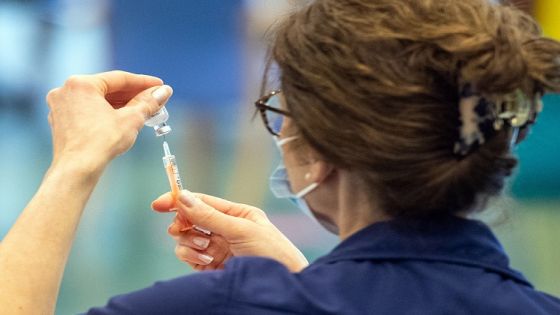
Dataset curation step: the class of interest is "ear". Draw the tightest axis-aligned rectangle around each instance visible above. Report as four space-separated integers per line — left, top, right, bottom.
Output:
306 159 335 184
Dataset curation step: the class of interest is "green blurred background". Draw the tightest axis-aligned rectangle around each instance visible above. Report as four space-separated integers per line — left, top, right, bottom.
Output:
0 1 558 313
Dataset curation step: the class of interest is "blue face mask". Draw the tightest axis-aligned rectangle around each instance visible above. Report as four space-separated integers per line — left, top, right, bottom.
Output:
269 136 320 221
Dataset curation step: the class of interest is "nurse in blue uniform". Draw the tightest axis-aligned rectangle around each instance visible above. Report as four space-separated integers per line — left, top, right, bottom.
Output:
1 0 560 314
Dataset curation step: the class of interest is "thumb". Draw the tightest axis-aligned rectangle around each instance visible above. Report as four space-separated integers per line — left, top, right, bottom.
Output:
151 192 176 213
119 85 173 130
176 190 252 240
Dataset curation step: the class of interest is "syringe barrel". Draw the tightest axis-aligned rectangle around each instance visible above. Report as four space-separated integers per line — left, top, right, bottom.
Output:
162 148 211 236
163 154 184 193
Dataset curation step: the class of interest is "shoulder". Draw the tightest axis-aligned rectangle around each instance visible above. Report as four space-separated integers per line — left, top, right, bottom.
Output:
83 268 229 315
84 255 560 315
221 256 312 314
83 256 302 315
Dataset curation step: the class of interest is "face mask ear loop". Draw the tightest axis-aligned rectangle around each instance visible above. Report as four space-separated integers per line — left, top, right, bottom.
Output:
275 136 299 147
295 182 319 198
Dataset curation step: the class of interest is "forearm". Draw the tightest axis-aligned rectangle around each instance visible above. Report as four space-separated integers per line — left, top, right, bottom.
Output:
0 158 106 315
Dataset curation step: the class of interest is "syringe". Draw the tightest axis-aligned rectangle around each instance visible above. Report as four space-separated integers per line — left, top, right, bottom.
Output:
162 141 211 235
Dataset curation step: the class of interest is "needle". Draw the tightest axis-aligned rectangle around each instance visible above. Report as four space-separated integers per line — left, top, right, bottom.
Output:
163 140 171 157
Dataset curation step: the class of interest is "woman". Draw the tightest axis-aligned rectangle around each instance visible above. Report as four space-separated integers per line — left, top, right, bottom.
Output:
1 0 560 314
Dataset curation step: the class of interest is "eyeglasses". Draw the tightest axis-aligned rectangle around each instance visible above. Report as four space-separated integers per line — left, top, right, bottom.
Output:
254 90 291 136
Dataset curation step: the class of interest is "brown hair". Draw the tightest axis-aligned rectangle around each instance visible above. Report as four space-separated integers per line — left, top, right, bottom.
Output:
268 0 560 217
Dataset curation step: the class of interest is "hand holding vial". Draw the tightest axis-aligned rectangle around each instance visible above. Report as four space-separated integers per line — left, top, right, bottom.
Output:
47 71 172 168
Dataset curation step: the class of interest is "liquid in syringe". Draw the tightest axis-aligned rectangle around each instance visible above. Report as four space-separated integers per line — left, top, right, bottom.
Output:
162 140 182 198
162 140 211 235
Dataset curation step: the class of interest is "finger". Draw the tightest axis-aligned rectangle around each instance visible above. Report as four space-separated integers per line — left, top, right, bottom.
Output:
119 85 173 130
177 231 211 250
45 87 60 109
155 191 267 239
178 241 232 270
152 192 175 212
217 253 233 269
202 235 232 267
168 217 182 237
177 231 229 265
126 85 172 110
154 191 267 223
106 88 167 108
194 193 269 223
175 244 214 266
176 190 255 240
90 70 163 95
192 264 205 271
195 252 232 271
154 192 236 213
167 214 193 236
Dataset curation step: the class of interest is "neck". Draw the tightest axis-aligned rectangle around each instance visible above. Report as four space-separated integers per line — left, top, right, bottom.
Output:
314 169 390 240
336 194 389 240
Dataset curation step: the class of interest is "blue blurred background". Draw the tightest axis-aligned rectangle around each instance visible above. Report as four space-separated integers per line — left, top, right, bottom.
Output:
0 0 558 313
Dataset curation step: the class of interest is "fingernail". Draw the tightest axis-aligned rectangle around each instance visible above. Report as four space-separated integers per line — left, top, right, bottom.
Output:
193 237 210 249
198 253 214 265
152 85 172 104
179 190 198 208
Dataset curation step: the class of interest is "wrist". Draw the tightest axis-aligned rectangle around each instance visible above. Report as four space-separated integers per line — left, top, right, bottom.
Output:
48 153 109 184
286 250 309 272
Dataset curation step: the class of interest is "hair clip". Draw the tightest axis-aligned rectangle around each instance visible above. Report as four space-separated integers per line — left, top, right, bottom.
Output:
454 85 542 157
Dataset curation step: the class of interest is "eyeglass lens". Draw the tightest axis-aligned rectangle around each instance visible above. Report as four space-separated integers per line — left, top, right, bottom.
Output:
265 94 284 135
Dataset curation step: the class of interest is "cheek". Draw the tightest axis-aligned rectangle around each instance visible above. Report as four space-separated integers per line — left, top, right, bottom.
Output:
283 154 312 195
282 147 299 168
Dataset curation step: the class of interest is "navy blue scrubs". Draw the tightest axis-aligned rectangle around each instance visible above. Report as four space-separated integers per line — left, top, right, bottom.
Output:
85 216 560 314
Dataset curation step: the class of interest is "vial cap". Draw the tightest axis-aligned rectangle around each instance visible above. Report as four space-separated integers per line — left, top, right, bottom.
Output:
154 125 172 137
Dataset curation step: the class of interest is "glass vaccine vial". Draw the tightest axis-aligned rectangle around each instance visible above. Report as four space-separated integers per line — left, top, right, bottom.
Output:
145 107 172 137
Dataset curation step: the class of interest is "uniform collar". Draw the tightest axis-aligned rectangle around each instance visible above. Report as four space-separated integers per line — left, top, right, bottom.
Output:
314 215 531 286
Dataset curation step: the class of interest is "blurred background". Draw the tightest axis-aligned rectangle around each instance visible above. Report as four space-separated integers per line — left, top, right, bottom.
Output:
0 0 558 313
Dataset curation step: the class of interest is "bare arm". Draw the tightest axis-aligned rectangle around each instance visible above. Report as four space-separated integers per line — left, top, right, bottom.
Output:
0 157 105 314
0 71 172 315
